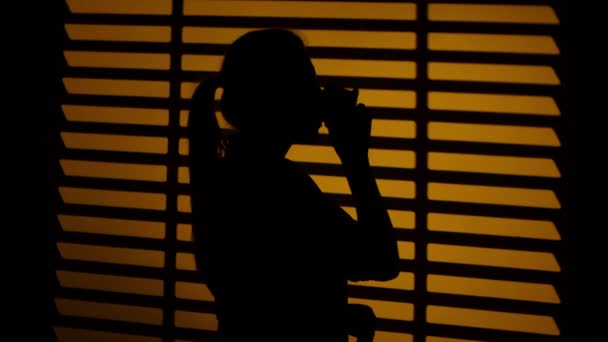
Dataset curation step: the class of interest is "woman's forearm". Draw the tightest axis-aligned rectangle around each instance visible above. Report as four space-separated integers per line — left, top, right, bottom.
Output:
342 157 400 280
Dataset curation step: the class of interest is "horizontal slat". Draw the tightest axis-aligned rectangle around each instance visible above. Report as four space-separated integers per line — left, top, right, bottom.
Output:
428 152 560 178
64 51 170 70
428 182 560 209
58 231 166 251
60 120 171 139
59 186 166 210
57 270 164 297
54 326 161 342
54 316 163 340
429 91 559 115
428 62 559 85
183 1 416 20
425 200 560 222
426 0 553 5
427 274 560 304
65 12 417 30
58 214 166 239
425 230 558 253
67 0 172 15
422 323 560 342
56 287 163 308
429 33 559 55
427 305 559 335
61 149 169 165
63 77 170 97
55 298 163 325
426 140 559 159
63 40 171 54
427 212 560 240
427 170 560 189
62 93 170 108
57 241 165 268
65 24 171 42
60 159 167 182
427 243 560 271
63 105 169 126
63 67 170 81
174 310 218 331
428 4 558 25
429 122 560 147
426 263 560 286
61 176 168 194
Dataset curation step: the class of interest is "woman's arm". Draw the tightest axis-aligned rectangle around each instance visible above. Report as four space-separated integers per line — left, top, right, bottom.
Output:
323 87 400 281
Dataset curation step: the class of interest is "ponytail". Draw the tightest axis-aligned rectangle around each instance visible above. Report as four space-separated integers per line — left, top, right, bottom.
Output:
188 78 221 280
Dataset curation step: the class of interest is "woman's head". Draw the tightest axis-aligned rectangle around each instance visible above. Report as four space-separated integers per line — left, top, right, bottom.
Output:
219 29 322 143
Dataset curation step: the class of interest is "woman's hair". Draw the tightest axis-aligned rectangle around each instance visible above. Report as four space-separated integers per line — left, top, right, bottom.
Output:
188 28 309 166
188 29 310 277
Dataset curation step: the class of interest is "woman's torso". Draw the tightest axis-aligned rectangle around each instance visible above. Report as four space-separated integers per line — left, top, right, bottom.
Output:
198 157 350 341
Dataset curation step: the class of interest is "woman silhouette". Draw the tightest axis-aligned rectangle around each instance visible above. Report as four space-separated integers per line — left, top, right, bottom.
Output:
188 29 399 342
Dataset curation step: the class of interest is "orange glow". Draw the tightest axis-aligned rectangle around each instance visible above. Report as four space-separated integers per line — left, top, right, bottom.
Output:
61 132 168 153
175 311 218 331
63 105 169 126
427 213 560 240
65 24 171 42
55 327 161 342
428 182 560 209
427 275 560 303
58 214 166 239
183 27 417 50
428 4 558 24
184 1 416 20
175 282 214 301
57 242 165 267
63 78 169 97
55 298 163 325
182 54 417 79
428 92 560 116
427 244 560 272
60 159 167 182
65 51 171 70
176 252 196 271
429 33 559 55
428 152 561 178
428 122 561 146
60 187 167 210
56 1 564 340
57 270 164 296
67 0 172 14
426 337 482 342
428 62 559 85
427 306 560 335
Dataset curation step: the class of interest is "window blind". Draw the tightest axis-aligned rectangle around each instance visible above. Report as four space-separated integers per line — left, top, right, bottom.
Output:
53 1 564 341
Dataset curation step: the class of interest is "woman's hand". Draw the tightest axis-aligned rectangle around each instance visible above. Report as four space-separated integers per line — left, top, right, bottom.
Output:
322 86 371 165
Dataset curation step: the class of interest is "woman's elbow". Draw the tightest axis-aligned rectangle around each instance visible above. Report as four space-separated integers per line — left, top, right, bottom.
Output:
375 263 400 281
362 259 400 281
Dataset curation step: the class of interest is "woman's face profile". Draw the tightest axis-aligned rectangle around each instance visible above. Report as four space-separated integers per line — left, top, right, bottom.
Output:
277 55 323 143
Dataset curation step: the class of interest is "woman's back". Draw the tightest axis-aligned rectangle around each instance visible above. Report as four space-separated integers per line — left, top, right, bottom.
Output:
201 157 352 341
